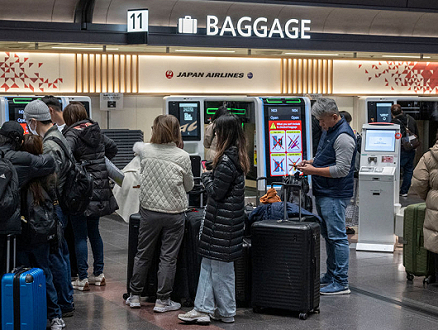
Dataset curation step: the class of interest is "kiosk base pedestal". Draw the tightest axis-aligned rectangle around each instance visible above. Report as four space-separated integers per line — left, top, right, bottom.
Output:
356 243 395 253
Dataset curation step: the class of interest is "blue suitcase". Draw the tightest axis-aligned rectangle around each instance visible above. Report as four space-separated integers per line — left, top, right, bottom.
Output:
1 235 47 330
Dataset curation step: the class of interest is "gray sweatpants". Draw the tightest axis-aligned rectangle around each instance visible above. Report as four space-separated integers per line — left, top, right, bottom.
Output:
129 208 185 300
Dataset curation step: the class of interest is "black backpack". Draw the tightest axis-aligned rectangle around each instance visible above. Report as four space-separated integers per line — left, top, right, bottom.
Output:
0 150 20 222
46 136 93 215
22 186 58 245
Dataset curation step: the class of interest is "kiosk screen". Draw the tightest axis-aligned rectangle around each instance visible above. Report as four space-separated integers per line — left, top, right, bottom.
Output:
364 129 396 152
168 101 201 141
367 101 394 123
376 102 392 123
264 99 307 180
5 97 42 133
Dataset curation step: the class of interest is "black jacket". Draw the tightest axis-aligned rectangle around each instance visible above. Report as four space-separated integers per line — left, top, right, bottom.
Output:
0 143 55 235
392 114 419 137
199 147 245 262
63 119 118 217
392 114 419 152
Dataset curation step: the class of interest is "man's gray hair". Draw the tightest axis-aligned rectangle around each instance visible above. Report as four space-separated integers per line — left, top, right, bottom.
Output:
311 98 339 118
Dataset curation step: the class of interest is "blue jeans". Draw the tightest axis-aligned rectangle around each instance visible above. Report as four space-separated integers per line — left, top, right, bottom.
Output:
400 150 416 194
17 242 62 321
70 214 103 280
315 196 350 287
194 258 236 318
49 206 74 312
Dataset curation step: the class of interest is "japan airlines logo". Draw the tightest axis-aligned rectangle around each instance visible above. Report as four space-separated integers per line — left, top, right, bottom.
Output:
165 70 174 79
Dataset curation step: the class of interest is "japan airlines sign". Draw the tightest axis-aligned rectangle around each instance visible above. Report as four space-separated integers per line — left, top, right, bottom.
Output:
178 15 311 39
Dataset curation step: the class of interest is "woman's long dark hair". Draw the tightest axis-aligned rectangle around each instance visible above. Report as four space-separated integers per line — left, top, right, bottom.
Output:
212 106 229 122
213 114 250 174
21 135 45 204
22 135 56 205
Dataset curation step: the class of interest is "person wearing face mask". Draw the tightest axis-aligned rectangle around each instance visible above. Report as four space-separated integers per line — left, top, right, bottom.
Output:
24 100 75 318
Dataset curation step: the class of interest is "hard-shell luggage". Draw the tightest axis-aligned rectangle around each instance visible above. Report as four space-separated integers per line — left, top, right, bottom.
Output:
251 181 320 320
234 237 251 307
1 235 47 330
403 203 435 285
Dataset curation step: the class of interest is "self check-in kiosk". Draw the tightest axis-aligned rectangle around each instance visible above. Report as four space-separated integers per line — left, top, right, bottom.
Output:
0 96 92 133
257 97 312 187
356 123 401 253
164 96 312 191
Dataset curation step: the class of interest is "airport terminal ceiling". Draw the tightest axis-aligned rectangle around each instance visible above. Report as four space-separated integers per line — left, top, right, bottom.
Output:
3 1 438 56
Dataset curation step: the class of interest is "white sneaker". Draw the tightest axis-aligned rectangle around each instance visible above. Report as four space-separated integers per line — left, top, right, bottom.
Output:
50 317 65 330
178 309 210 324
89 273 106 286
71 278 89 291
209 310 235 323
153 298 181 313
125 294 141 308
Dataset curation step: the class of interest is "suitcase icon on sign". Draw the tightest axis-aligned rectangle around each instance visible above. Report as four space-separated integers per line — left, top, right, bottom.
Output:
178 16 198 34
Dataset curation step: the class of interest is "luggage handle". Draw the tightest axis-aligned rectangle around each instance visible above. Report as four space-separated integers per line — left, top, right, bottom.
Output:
255 177 268 206
6 234 16 273
188 177 205 208
270 179 304 222
417 228 422 253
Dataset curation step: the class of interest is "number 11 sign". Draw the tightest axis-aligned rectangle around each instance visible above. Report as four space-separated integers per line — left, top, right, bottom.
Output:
127 9 149 33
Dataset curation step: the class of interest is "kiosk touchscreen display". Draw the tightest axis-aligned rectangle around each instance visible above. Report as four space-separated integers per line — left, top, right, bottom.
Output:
264 100 307 180
5 97 41 134
167 101 201 141
364 129 396 152
367 101 393 123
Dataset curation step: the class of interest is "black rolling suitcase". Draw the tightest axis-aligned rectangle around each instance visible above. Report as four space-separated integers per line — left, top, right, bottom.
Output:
234 237 252 307
251 182 320 320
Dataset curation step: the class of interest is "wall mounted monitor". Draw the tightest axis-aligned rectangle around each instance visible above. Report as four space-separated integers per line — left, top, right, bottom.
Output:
167 101 201 141
364 129 396 152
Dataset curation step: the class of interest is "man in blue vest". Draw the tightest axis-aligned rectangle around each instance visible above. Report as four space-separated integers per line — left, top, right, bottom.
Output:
297 98 356 295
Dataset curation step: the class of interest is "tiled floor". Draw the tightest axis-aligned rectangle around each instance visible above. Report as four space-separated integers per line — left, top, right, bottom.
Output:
63 195 438 330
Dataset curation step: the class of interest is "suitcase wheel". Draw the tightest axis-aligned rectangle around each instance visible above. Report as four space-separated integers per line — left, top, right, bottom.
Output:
123 293 129 300
406 273 414 281
312 307 320 314
423 275 436 288
299 312 308 320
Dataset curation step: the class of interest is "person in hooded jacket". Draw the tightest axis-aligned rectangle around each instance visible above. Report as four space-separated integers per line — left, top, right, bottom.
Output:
411 130 438 282
178 114 249 325
0 121 55 277
62 102 118 291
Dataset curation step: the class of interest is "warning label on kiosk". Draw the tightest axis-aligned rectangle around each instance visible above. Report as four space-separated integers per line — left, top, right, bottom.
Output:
271 153 286 176
269 121 302 176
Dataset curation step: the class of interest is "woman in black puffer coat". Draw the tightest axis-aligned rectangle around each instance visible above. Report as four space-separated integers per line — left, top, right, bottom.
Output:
62 102 118 291
178 114 249 325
